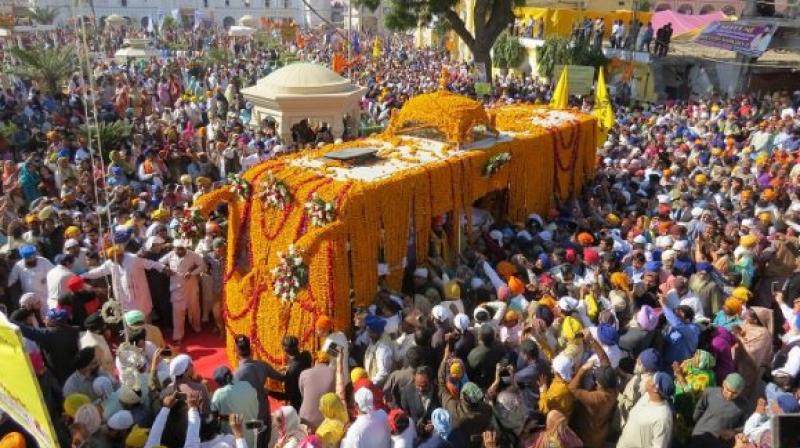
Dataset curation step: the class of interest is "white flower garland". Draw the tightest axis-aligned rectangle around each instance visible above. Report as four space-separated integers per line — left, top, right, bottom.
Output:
271 245 308 302
304 193 336 227
258 172 293 210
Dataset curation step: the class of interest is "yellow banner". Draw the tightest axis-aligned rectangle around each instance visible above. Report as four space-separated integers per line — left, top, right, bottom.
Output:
0 313 58 448
515 7 653 39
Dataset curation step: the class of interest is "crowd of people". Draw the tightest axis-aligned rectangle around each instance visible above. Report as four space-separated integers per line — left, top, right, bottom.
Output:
1 18 800 448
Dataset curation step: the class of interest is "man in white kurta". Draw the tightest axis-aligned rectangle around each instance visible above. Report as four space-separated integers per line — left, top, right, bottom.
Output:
82 249 168 319
159 240 206 343
8 245 54 310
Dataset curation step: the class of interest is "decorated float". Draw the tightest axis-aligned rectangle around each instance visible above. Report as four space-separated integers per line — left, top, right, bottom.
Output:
195 91 597 366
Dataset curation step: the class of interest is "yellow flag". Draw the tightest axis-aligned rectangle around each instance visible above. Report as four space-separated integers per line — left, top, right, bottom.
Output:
592 66 614 145
372 37 382 60
550 65 569 109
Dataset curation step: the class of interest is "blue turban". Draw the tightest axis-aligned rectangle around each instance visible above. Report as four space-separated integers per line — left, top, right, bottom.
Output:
110 166 123 176
537 253 551 270
535 305 554 327
653 372 675 398
501 228 515 240
58 149 71 158
777 394 800 413
47 308 70 323
673 259 695 276
696 262 713 273
645 260 662 272
113 229 132 244
431 408 452 439
18 245 37 258
365 314 386 333
638 348 660 372
597 323 619 346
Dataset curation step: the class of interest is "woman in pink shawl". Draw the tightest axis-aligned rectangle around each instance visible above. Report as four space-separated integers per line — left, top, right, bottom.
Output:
710 326 736 381
530 410 583 448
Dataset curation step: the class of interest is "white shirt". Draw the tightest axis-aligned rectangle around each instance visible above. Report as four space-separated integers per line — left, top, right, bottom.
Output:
46 264 74 309
363 337 394 387
9 257 54 310
617 395 673 448
773 345 800 378
666 289 705 318
341 409 392 448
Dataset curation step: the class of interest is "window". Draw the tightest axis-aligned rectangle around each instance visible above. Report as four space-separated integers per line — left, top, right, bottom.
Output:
265 0 270 7
283 0 290 8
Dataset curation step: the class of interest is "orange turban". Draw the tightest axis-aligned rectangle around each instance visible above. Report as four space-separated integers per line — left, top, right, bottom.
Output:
0 432 25 448
496 261 517 278
315 316 333 332
577 232 594 246
508 276 525 296
610 272 631 291
504 309 520 323
741 190 753 201
761 188 777 202
724 297 743 315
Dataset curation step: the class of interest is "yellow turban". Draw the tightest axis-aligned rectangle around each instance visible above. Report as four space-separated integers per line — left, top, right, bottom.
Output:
24 213 38 224
151 209 169 220
741 190 753 201
444 281 461 300
711 147 723 156
607 213 620 226
64 226 81 238
196 176 211 186
731 286 752 302
449 362 463 378
64 393 91 418
724 297 743 315
350 367 367 384
758 212 772 223
106 246 121 259
695 174 708 185
125 425 149 448
539 295 556 310
179 175 192 184
561 315 583 340
739 234 758 248
610 272 631 291
316 350 330 364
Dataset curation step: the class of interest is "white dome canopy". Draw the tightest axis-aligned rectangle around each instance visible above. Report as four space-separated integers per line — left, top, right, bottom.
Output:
253 62 359 96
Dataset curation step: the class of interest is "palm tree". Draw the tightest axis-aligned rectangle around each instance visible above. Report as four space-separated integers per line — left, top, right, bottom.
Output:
80 120 132 161
27 6 59 25
6 47 77 94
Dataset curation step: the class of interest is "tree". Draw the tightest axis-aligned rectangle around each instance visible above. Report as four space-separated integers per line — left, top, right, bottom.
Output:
492 31 523 71
537 34 607 80
356 0 522 80
79 120 132 161
27 6 59 25
6 47 77 94
161 16 178 30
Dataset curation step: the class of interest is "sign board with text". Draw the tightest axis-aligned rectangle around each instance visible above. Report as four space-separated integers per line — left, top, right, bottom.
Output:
555 65 595 96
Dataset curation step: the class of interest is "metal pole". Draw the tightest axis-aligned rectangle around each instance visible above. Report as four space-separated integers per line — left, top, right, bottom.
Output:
347 0 352 80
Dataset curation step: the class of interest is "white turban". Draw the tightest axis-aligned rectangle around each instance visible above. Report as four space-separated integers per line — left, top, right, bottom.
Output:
354 387 374 413
431 305 452 323
655 235 673 249
552 354 574 381
74 404 102 434
558 296 578 313
19 292 38 307
661 249 677 261
673 240 689 252
413 267 428 278
489 230 504 247
453 313 471 332
107 410 134 430
144 236 165 251
169 354 192 378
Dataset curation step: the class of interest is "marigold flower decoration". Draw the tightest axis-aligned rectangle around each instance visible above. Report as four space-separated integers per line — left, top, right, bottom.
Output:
304 193 336 227
258 171 293 211
483 152 512 177
226 173 251 201
271 245 308 302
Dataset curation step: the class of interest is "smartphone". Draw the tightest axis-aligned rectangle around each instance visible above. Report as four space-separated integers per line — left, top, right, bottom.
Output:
244 420 264 431
772 281 781 295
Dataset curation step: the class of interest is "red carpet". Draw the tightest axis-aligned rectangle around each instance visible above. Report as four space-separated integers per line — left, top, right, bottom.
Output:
176 330 282 411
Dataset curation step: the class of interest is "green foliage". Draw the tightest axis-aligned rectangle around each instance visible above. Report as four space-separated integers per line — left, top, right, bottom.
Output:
161 16 178 30
537 34 607 79
166 40 190 51
27 6 58 25
255 31 279 50
203 47 231 67
80 121 132 160
492 32 524 69
7 47 77 94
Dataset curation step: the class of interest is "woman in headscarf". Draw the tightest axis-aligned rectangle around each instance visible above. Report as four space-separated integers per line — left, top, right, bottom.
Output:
710 326 737 381
18 154 42 204
2 160 21 204
418 408 463 448
315 393 348 448
673 349 717 443
443 356 468 399
737 306 774 371
273 405 307 448
529 410 583 448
